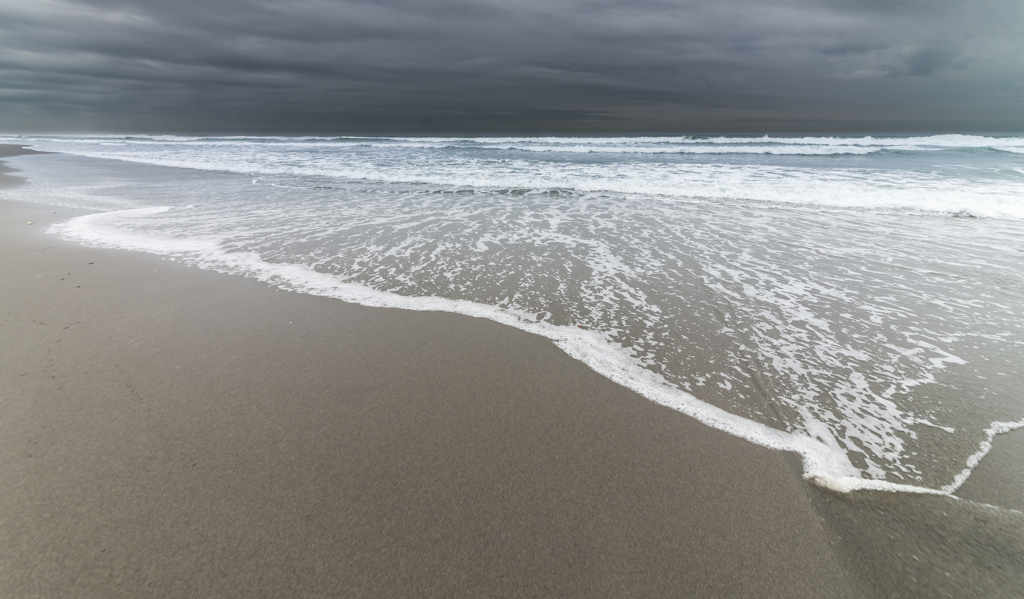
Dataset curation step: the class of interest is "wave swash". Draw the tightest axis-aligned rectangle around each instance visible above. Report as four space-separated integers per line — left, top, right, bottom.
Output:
4 134 1024 497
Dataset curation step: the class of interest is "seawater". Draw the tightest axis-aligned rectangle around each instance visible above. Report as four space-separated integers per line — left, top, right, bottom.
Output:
3 134 1023 494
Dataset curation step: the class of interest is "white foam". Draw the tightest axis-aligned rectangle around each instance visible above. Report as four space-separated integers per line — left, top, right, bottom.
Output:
807 474 948 495
8 135 1024 220
7 133 1024 150
942 418 1024 494
15 142 1022 496
49 207 221 254
48 206 986 497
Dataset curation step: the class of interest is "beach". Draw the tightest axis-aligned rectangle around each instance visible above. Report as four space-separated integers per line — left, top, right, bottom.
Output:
2 144 1023 597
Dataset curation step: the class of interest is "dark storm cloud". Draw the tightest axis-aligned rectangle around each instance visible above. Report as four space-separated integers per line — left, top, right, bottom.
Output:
0 0 1021 133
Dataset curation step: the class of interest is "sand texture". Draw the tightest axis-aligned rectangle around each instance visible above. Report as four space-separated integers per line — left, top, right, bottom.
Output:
4 146 1023 598
1 172 859 596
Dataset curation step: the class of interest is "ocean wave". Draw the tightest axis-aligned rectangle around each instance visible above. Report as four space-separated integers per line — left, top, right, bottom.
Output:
6 133 1024 153
5 137 1021 220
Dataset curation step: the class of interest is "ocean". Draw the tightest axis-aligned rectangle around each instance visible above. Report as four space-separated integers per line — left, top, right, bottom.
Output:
3 134 1022 495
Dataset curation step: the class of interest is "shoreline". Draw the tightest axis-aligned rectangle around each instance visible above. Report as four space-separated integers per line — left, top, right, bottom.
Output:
9 149 982 497
0 151 859 596
3 146 1023 596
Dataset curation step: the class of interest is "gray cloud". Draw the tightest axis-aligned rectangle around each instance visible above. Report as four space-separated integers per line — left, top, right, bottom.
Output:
0 0 1021 133
898 46 962 77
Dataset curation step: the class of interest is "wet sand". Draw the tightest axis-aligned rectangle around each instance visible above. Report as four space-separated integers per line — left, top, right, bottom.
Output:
809 486 1024 598
2 145 1022 597
0 145 46 186
955 428 1024 513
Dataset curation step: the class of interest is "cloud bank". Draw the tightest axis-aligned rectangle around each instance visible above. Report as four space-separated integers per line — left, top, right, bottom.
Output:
0 0 1021 133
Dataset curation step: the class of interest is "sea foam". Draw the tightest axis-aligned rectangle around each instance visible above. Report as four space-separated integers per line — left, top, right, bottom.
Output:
5 134 1024 220
49 201 1022 496
4 138 1021 497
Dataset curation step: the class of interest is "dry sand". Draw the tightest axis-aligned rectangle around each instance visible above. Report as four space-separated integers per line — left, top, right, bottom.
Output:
2 145 1022 598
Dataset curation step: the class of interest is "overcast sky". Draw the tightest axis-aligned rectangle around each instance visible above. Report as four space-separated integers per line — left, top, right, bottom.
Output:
1 0 1021 134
